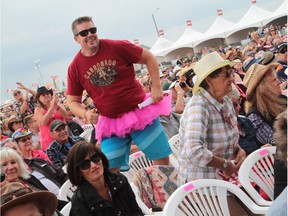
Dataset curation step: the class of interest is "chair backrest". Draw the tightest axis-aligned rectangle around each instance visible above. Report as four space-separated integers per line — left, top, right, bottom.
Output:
168 134 180 167
238 146 276 206
59 180 77 202
121 151 153 182
60 202 72 216
162 179 269 216
79 128 93 142
62 164 67 174
81 124 94 131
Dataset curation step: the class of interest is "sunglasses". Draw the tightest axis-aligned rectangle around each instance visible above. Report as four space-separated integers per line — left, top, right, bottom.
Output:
79 153 102 170
279 48 287 54
13 91 21 96
75 27 97 37
217 68 235 79
1 187 32 205
18 135 32 143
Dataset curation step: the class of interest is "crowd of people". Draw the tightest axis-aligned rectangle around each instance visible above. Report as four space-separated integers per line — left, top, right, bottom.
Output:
0 15 287 216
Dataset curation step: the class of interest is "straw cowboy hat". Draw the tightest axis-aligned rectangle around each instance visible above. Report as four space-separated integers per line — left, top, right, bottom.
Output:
243 63 278 101
1 182 58 216
7 116 23 132
193 51 237 94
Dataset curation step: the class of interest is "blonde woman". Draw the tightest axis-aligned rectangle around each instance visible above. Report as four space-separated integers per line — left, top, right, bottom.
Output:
243 64 286 146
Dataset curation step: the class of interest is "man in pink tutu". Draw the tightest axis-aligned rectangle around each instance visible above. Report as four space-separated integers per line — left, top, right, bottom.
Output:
66 16 172 171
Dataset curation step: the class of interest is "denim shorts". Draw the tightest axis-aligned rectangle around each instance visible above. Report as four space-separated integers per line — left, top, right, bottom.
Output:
101 118 172 170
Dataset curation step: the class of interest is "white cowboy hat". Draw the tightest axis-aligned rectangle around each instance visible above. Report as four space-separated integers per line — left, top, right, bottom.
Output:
193 51 237 94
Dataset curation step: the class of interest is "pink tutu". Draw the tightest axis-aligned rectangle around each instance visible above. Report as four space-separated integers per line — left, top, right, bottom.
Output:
96 93 172 141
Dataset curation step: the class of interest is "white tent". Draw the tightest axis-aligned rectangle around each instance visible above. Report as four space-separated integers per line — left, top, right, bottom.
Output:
193 11 235 49
149 36 174 57
263 0 287 25
170 26 204 49
227 2 274 36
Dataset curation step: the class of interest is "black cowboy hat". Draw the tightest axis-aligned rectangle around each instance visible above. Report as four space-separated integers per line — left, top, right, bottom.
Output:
35 86 53 100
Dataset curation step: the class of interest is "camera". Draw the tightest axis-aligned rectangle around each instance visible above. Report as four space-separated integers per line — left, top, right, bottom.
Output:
179 82 186 88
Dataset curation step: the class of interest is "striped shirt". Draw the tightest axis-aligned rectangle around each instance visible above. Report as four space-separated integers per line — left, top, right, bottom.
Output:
178 88 239 185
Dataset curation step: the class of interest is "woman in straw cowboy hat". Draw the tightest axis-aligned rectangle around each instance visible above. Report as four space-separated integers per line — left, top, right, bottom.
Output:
178 52 249 214
178 51 246 183
243 63 286 146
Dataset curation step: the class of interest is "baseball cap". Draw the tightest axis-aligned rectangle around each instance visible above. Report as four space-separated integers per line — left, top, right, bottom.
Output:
12 128 32 141
50 120 66 132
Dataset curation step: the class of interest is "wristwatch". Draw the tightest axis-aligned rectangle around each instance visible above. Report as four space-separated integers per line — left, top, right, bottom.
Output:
223 159 228 169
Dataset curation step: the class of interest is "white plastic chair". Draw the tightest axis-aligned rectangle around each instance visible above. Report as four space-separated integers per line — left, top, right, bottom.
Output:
60 202 72 216
79 128 94 142
121 151 153 182
162 179 269 216
62 164 67 174
59 180 77 201
238 146 276 206
168 134 180 168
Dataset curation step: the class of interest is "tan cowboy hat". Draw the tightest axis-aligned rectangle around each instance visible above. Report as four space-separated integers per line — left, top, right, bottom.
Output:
243 63 278 101
193 51 237 94
1 182 58 216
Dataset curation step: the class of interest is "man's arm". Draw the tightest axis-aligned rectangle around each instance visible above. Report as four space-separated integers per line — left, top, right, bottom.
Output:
137 49 163 103
67 95 98 124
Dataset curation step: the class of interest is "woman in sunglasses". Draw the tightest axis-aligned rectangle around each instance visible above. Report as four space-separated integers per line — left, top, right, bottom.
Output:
34 86 68 151
66 141 143 216
178 52 247 183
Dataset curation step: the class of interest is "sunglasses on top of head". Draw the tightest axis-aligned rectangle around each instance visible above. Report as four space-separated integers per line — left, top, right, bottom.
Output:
75 27 97 37
78 153 102 170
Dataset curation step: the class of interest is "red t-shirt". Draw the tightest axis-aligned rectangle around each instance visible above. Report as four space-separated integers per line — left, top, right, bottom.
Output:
67 39 146 118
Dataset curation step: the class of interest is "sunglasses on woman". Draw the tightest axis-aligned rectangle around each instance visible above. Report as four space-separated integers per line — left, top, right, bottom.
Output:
18 135 32 143
79 153 102 170
75 27 97 37
1 187 33 205
13 91 21 96
217 68 235 79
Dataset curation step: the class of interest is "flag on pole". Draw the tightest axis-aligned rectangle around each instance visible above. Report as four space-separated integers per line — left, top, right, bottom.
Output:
251 0 256 4
186 20 192 27
217 9 223 16
51 76 59 80
159 29 164 36
32 83 39 87
6 89 13 93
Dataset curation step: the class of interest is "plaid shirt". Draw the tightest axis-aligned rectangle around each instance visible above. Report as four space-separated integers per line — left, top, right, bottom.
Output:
15 95 36 119
246 113 274 145
178 88 239 185
46 136 83 168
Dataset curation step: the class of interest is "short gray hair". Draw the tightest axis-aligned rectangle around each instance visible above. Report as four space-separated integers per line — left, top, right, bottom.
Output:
71 16 94 36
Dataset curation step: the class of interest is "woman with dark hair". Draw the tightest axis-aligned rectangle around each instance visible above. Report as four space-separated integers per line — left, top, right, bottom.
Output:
34 86 68 151
66 141 143 216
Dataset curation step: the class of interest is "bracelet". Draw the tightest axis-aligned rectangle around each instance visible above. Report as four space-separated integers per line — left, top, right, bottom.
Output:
177 91 184 95
222 159 228 169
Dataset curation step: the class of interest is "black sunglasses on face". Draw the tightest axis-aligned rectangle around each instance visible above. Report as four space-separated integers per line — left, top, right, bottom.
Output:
18 135 32 143
79 153 102 170
75 27 97 37
1 187 32 205
13 91 21 96
279 48 287 54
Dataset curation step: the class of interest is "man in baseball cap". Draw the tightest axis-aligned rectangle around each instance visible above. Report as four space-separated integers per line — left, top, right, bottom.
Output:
46 120 83 167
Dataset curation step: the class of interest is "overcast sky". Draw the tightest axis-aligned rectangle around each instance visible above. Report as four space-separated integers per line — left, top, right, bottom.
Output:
1 0 284 102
